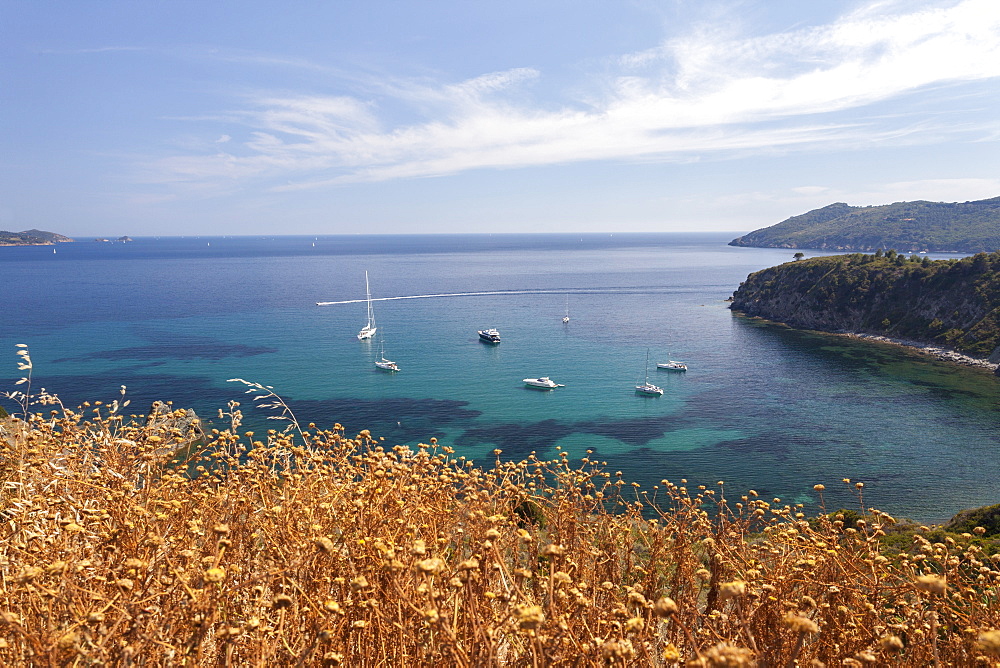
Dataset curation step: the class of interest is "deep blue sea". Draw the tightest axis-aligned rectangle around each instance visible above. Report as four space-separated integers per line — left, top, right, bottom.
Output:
3 233 998 522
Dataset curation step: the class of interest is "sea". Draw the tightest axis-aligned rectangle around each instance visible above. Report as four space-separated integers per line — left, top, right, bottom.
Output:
3 233 999 523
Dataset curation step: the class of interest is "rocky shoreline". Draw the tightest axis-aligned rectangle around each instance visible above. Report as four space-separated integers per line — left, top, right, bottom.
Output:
842 332 1000 374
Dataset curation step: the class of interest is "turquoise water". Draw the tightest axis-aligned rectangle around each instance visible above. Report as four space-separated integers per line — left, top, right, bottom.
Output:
3 234 998 521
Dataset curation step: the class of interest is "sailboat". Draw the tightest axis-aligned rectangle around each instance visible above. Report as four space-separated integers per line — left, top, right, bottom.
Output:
635 349 663 396
357 271 377 340
562 296 570 323
374 337 399 372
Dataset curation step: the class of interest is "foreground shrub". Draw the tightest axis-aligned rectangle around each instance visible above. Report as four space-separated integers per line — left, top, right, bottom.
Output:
2 407 1000 666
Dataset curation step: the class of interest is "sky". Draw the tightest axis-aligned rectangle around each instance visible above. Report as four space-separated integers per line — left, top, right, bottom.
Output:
2 0 1000 237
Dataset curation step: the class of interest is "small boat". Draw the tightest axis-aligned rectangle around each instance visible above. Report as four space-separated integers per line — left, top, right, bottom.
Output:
635 350 663 396
357 271 377 340
562 296 570 323
657 360 687 371
522 376 564 389
478 328 501 344
375 353 399 372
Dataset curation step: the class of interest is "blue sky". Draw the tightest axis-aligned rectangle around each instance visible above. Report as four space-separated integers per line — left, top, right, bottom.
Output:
2 0 999 236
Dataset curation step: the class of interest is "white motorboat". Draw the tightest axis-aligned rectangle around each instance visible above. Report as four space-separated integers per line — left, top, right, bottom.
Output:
562 296 570 323
522 376 564 389
635 350 663 396
357 271 377 340
478 328 501 343
657 360 687 371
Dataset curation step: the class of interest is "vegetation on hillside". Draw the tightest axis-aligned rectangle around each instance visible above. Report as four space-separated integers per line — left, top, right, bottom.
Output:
729 196 1000 252
0 229 73 245
730 250 1000 358
4 355 1000 665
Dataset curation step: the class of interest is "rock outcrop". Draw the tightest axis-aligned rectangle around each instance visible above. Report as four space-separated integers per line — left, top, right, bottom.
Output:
730 251 1000 366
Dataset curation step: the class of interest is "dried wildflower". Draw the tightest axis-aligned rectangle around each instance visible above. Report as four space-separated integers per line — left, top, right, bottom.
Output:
416 558 445 575
271 594 294 610
540 543 565 557
315 537 335 553
654 596 678 617
914 574 947 595
601 639 634 659
116 578 134 591
204 567 226 583
663 643 681 662
624 616 644 632
880 634 905 652
514 604 545 630
213 523 230 535
977 630 1000 656
411 540 427 556
696 642 756 667
350 575 369 591
457 558 480 571
782 614 819 634
719 581 747 603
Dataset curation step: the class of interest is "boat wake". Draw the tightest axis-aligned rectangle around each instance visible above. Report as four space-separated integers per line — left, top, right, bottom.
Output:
316 287 695 306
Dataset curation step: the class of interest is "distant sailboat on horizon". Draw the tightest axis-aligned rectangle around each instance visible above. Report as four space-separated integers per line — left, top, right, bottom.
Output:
357 271 377 340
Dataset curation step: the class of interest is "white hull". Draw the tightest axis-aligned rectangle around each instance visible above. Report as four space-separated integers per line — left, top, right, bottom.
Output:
358 325 376 340
523 377 563 389
375 358 399 371
635 383 663 396
657 361 687 371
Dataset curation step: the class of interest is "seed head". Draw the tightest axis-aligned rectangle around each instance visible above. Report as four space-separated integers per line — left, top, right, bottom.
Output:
653 596 678 617
914 574 947 595
782 614 819 634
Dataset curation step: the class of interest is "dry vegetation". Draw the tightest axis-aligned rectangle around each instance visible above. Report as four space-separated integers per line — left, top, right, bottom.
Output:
3 367 1000 665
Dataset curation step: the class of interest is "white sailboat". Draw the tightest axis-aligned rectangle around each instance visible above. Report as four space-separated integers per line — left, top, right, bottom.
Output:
562 296 570 323
357 271 377 340
374 338 399 372
635 349 663 396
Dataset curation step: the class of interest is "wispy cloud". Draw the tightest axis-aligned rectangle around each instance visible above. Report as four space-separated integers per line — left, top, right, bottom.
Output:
144 0 1000 193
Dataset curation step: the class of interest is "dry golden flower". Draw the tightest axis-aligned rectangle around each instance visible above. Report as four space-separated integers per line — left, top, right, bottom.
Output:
719 581 747 603
416 558 445 575
782 614 819 634
696 642 756 667
316 537 335 553
977 630 1000 656
350 575 369 591
514 604 545 630
663 643 681 662
271 594 294 610
654 596 678 617
204 567 226 583
457 558 480 571
540 543 565 557
880 634 905 652
914 574 947 595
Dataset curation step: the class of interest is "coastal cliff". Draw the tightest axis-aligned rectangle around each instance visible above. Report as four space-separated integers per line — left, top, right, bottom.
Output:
730 251 1000 363
729 196 1000 252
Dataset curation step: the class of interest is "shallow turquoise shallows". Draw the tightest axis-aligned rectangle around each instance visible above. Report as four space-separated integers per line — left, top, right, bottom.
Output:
3 233 998 522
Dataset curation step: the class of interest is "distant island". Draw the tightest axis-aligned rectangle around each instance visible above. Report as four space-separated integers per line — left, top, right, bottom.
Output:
0 229 74 246
730 250 1000 368
730 196 1000 252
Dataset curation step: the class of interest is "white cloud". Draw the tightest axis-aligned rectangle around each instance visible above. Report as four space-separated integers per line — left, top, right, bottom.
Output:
145 0 1000 193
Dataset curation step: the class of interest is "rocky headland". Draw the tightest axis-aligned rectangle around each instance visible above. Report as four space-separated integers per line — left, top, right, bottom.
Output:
0 229 73 246
730 250 1000 374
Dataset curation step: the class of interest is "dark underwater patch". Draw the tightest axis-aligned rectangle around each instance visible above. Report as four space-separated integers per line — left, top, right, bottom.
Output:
53 326 277 363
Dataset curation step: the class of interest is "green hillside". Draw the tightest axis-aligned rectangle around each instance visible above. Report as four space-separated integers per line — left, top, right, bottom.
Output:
730 250 1000 359
730 197 1000 252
